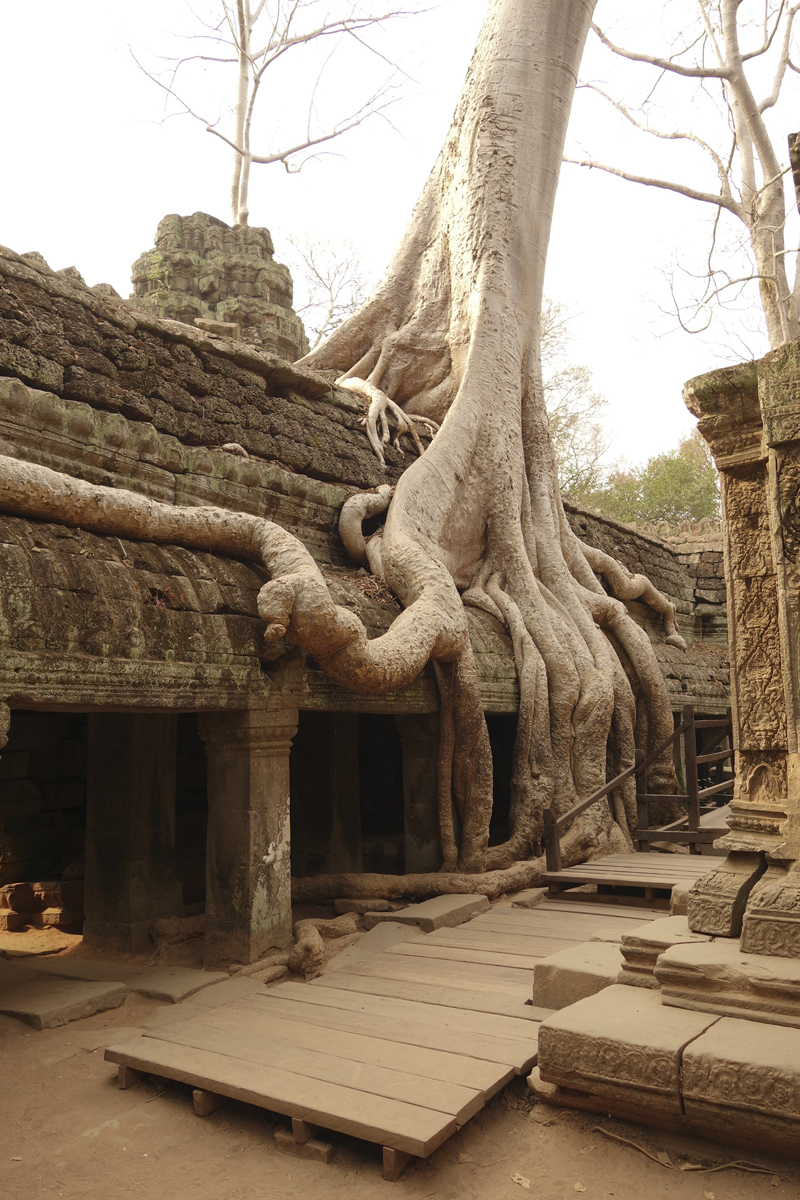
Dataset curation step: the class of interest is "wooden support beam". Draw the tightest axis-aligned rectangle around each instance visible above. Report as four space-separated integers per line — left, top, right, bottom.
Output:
118 1064 141 1090
383 1147 415 1181
292 1117 322 1144
193 1088 227 1116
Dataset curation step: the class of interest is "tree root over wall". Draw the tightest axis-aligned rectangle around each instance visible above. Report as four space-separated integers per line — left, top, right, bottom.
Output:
0 0 688 890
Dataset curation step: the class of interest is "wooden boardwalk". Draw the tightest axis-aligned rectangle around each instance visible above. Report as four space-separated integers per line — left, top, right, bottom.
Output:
104 898 658 1178
541 850 713 901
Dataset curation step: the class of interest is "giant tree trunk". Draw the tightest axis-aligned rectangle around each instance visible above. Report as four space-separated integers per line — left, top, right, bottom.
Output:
299 0 683 872
0 0 683 883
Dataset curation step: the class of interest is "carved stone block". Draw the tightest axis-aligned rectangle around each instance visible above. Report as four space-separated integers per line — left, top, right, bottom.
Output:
741 866 800 957
682 1015 800 1155
617 915 713 988
687 851 766 936
656 937 800 1025
536 984 717 1115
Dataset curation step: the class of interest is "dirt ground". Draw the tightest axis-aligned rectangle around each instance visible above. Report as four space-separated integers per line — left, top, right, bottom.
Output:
2 988 799 1200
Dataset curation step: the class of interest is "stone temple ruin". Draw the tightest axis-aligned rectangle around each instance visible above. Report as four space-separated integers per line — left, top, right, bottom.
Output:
0 230 730 963
2 214 800 1170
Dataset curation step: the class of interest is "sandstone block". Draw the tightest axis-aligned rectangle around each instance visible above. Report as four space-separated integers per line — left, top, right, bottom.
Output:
130 966 229 1004
670 884 689 916
618 916 714 987
324 921 422 971
682 1016 800 1157
274 1128 334 1163
362 894 490 932
532 942 622 1009
0 978 126 1029
334 898 396 915
537 984 717 1115
656 938 800 1025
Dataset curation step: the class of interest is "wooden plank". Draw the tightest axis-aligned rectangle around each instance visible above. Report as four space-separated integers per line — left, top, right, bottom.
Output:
146 1020 484 1125
272 981 547 1036
467 914 640 937
171 998 512 1097
541 900 659 920
340 952 533 994
388 941 543 971
247 993 525 1081
470 909 644 930
105 1036 456 1157
421 928 576 958
310 969 536 1022
266 985 543 1065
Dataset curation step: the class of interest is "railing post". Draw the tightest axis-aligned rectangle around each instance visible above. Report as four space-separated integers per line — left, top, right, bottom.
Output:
683 703 700 854
543 808 561 872
634 747 647 852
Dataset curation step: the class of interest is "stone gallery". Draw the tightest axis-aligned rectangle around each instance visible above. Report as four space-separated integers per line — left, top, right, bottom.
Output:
2 0 800 1181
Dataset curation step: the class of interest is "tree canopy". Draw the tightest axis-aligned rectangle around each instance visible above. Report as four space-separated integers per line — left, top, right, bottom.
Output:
585 429 720 525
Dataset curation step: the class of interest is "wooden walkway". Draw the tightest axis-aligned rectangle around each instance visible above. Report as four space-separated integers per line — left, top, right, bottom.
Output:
541 850 713 901
104 899 658 1179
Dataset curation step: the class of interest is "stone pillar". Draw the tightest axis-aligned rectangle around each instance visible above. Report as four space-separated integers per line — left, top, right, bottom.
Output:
198 704 297 969
328 714 362 874
396 714 441 873
686 353 800 944
83 713 184 953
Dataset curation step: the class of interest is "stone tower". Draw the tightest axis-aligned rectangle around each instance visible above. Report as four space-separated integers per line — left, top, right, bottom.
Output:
130 212 309 362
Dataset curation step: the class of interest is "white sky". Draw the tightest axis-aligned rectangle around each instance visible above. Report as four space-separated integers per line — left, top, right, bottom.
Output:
1 1 797 467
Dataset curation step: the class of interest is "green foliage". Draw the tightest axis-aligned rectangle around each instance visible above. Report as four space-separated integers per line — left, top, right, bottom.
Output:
585 429 720 524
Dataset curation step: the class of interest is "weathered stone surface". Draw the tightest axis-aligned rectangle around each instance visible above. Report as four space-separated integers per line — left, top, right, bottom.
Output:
688 852 766 936
362 894 491 933
617 916 714 988
334 898 397 915
324 921 423 972
130 966 229 1004
682 1015 800 1156
741 865 800 957
532 942 622 1009
536 984 717 1115
657 937 800 1026
670 883 689 916
0 978 126 1029
131 213 309 363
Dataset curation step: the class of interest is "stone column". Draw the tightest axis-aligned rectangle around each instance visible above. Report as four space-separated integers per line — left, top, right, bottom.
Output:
198 703 297 969
686 353 800 943
685 365 785 934
396 714 441 873
83 713 184 953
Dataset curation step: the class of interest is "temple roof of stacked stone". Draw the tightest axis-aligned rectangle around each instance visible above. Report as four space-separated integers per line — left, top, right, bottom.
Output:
0 244 729 715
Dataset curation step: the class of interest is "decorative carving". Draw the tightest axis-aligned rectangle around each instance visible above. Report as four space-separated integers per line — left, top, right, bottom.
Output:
687 852 766 936
537 1027 676 1093
724 467 787 752
741 868 800 957
0 702 9 751
683 1056 800 1117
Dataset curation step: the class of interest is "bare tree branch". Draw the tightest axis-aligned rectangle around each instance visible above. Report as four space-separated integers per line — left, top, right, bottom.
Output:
563 156 743 215
591 21 730 78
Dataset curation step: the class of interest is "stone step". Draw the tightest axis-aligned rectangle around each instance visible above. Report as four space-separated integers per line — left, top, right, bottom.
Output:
656 938 800 1026
363 895 490 933
532 942 623 1010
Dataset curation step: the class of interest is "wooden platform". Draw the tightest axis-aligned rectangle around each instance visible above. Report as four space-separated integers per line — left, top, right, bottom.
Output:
104 899 660 1178
541 851 713 900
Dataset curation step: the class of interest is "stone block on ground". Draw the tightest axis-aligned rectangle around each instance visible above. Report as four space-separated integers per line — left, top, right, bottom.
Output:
0 978 126 1029
682 1016 800 1157
537 984 718 1116
618 916 714 988
189 976 267 1008
362 894 490 932
39 958 144 984
129 966 229 1004
511 889 547 909
323 921 423 972
532 942 622 1010
670 884 689 916
656 938 800 1026
274 1128 334 1163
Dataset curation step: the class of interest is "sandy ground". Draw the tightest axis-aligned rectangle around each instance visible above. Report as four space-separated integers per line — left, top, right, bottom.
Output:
1 989 799 1200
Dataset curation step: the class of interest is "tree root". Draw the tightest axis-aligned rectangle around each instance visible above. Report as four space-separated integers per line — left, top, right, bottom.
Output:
337 376 439 467
291 860 544 904
287 920 326 979
339 485 392 565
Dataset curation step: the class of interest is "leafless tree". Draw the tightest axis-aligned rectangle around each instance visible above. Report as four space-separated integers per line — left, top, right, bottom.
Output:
286 234 370 349
137 1 427 227
541 298 610 500
567 1 800 349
